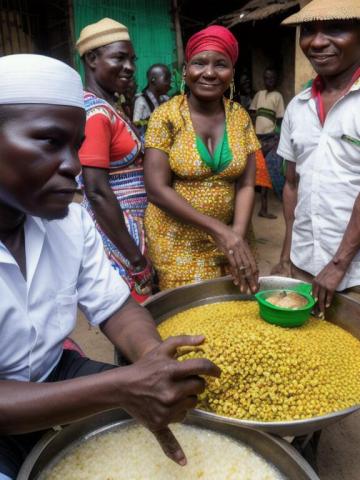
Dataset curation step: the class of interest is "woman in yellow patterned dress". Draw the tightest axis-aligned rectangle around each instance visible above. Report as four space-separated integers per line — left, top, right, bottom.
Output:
144 26 260 292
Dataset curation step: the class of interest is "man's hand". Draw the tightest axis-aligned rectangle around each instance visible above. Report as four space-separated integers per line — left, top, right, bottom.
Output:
312 260 348 315
312 193 360 314
119 335 221 465
270 259 292 277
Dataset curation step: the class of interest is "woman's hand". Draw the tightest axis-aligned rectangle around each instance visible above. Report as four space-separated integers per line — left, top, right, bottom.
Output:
211 224 259 293
131 257 154 296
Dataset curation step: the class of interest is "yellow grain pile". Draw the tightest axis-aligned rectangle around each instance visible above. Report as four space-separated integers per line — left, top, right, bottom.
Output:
158 301 360 422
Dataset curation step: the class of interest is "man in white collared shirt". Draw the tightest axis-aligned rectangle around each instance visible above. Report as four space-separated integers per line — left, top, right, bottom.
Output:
272 1 360 313
0 54 219 480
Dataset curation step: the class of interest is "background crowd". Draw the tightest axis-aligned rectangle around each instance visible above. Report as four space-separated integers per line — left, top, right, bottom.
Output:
76 18 288 302
75 0 360 316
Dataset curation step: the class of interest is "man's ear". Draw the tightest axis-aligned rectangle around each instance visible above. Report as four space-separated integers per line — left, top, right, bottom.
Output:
84 50 98 70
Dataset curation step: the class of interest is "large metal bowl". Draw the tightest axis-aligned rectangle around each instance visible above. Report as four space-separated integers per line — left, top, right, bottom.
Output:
142 276 360 437
17 409 319 480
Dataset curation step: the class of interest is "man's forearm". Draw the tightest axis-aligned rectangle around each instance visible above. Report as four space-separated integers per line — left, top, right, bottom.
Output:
101 297 162 362
0 367 130 434
280 179 297 261
332 193 360 268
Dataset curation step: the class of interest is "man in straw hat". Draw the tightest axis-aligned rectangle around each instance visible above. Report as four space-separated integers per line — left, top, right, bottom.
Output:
0 54 220 479
272 0 360 314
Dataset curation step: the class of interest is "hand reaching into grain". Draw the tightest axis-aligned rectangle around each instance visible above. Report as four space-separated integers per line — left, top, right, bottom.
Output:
120 335 221 465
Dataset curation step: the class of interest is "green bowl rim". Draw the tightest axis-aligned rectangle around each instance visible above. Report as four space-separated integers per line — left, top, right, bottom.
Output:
255 289 315 312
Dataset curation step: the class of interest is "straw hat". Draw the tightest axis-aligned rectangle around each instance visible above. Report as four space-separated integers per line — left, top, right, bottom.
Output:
282 0 360 25
76 18 130 57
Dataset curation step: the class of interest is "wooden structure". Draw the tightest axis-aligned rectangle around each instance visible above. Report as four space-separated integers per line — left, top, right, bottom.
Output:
208 0 300 104
214 0 299 27
0 0 177 92
0 0 73 63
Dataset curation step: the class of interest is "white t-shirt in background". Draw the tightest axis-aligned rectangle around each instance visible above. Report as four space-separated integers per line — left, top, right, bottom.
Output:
250 90 285 135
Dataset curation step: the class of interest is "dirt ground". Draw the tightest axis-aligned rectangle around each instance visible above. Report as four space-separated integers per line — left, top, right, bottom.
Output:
72 192 360 480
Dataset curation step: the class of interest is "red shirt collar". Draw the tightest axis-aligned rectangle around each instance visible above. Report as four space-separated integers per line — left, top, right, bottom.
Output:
310 67 360 125
311 67 360 97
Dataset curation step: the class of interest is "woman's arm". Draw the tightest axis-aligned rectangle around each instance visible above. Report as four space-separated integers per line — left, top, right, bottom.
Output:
231 153 259 292
233 153 256 237
82 166 146 270
144 148 258 292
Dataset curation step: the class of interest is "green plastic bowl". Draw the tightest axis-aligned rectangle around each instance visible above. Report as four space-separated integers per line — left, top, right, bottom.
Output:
254 283 316 328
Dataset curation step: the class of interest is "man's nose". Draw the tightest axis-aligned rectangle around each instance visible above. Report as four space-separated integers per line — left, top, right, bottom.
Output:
310 31 331 50
123 58 135 75
59 148 81 177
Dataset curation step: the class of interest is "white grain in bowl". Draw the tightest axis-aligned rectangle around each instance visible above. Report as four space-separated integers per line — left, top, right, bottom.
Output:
44 423 285 480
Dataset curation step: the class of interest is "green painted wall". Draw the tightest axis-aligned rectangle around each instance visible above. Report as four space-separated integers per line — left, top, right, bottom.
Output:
72 0 177 91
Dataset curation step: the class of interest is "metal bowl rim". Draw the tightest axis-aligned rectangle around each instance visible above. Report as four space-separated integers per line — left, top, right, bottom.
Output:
192 404 360 427
18 411 320 480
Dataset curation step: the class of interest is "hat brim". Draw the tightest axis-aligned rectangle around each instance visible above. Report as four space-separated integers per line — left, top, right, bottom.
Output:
282 7 360 25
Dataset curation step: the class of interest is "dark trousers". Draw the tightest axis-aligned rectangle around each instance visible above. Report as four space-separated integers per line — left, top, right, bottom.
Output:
0 350 115 479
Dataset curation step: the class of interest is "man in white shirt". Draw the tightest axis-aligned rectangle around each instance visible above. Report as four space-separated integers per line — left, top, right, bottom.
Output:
271 0 360 314
0 54 219 479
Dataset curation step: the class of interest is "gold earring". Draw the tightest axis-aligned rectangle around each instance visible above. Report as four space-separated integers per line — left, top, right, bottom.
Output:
230 78 235 102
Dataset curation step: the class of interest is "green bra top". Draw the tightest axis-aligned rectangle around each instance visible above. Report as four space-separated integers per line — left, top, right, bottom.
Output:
196 126 233 174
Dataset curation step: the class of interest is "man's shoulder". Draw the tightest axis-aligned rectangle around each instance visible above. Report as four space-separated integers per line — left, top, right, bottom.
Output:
284 89 311 116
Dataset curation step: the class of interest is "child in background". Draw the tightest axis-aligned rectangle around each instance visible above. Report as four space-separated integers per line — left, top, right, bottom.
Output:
250 67 285 218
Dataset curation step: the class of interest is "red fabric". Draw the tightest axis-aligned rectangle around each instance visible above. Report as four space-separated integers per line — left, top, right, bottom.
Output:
79 108 138 168
311 67 360 125
131 289 149 304
63 338 85 356
185 25 239 65
255 150 272 189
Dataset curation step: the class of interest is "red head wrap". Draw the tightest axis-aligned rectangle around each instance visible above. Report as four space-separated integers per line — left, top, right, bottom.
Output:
185 26 239 66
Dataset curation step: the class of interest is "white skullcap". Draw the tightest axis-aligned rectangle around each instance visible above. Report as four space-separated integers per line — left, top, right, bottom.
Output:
0 54 84 109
